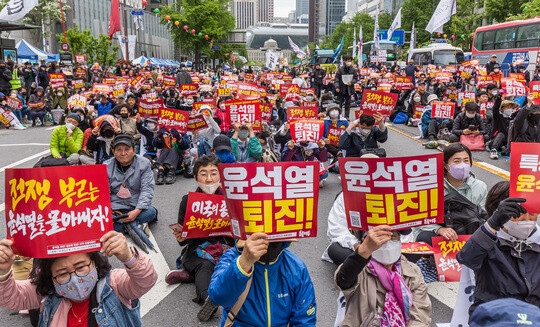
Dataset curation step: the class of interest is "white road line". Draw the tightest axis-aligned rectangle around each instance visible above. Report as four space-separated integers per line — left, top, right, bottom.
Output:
0 143 49 147
0 203 4 213
0 150 50 173
476 161 510 177
428 282 459 310
46 126 56 130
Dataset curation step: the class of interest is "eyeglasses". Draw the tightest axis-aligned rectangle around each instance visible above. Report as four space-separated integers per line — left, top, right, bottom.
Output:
198 172 219 180
52 261 93 285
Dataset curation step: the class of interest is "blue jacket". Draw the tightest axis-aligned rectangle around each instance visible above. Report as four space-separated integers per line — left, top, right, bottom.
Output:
208 243 317 327
323 116 349 138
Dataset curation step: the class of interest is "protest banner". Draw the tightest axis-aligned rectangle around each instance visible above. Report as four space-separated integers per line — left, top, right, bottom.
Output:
394 76 413 90
356 90 398 119
28 101 45 109
290 119 324 143
162 75 176 87
225 99 261 133
282 74 293 82
479 102 493 119
414 105 426 119
5 165 113 258
7 97 21 109
457 92 476 107
244 73 255 83
219 162 319 240
287 106 318 122
49 73 65 89
130 73 150 89
112 85 125 98
138 99 163 119
285 84 301 102
377 82 392 92
327 125 345 146
339 153 445 231
502 78 527 97
74 54 86 63
217 87 231 97
279 83 293 95
304 101 318 108
103 77 116 85
180 83 198 96
93 83 111 94
116 77 128 88
74 67 86 78
180 193 232 238
359 68 370 76
67 94 87 109
509 142 540 212
236 83 260 100
434 72 452 83
299 88 315 96
141 91 158 100
260 103 273 123
401 242 439 255
432 235 471 282
531 81 540 105
477 75 496 88
0 107 13 125
187 115 209 132
72 79 84 89
444 89 458 100
509 73 526 83
157 108 189 132
431 101 455 119
458 65 474 79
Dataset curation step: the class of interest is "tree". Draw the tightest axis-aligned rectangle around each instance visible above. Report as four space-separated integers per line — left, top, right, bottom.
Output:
510 0 540 20
157 0 236 69
56 26 119 67
56 25 93 56
485 0 529 22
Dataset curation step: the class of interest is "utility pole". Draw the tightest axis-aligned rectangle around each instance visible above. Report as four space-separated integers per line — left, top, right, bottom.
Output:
122 0 129 61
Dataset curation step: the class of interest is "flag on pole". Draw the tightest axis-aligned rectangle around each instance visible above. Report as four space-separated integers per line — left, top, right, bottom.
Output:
387 7 402 41
239 56 248 63
359 26 363 67
108 0 122 40
288 36 306 59
332 35 345 61
0 0 38 22
352 28 357 61
408 22 416 61
425 0 457 34
134 15 144 31
373 11 380 50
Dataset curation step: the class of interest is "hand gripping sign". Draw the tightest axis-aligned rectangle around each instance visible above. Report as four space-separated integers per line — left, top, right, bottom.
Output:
338 154 445 231
479 102 494 119
157 108 189 133
394 76 413 90
432 235 471 282
326 125 345 146
219 162 319 240
287 106 318 122
290 119 324 143
431 101 455 119
225 99 261 133
356 89 398 119
162 75 176 87
5 165 113 258
49 73 65 89
67 94 87 109
236 82 260 100
180 83 198 96
181 193 233 238
457 92 476 107
187 115 209 132
138 99 163 119
7 96 21 109
509 142 540 212
502 78 527 97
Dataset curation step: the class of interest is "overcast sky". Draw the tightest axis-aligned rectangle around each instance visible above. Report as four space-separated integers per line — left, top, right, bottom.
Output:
274 0 295 17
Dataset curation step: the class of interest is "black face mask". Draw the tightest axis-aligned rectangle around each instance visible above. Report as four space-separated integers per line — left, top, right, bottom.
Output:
102 129 114 138
120 113 129 119
259 242 284 264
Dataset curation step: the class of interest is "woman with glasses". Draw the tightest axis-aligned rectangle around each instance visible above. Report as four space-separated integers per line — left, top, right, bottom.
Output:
0 230 157 326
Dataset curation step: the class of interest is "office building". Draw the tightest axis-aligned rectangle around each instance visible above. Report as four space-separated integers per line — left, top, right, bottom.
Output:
257 0 274 23
326 0 346 36
296 0 310 16
232 0 259 29
247 38 292 63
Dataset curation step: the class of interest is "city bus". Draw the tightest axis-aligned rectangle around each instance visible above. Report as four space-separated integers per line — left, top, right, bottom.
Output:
409 43 465 68
471 16 540 69
311 49 338 72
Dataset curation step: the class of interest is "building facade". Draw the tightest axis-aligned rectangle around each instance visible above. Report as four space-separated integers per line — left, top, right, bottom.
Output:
257 0 274 23
326 0 346 36
247 38 292 64
296 0 310 16
232 0 258 29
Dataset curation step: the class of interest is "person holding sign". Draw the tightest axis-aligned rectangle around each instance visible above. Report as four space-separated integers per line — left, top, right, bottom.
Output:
49 113 84 165
116 105 141 144
28 86 48 127
334 56 358 119
231 122 263 163
282 137 329 186
420 94 452 148
338 113 388 158
0 231 158 326
335 225 432 326
457 181 540 317
450 102 488 143
508 94 540 145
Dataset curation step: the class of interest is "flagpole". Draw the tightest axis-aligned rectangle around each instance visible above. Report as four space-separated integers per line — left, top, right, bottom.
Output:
122 0 129 62
59 0 66 43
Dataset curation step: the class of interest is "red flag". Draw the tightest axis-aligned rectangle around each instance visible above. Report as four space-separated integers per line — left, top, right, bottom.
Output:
108 0 122 40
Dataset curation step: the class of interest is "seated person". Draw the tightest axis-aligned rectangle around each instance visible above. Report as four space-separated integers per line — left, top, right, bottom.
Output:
116 104 141 143
421 94 453 147
191 104 221 146
136 116 159 161
508 93 540 145
335 225 432 326
86 116 122 164
154 126 190 185
166 155 236 321
450 102 488 143
338 113 388 157
212 134 236 163
50 113 84 165
487 97 513 159
322 102 348 159
208 233 317 326
457 181 540 317
231 122 262 163
106 134 158 233
282 139 329 186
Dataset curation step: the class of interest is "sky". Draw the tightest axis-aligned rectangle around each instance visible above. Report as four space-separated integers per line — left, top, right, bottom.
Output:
274 0 295 17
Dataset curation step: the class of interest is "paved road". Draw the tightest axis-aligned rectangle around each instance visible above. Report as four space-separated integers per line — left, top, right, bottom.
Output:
0 122 509 326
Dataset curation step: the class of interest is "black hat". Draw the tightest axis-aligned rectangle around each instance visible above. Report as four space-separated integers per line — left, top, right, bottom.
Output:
213 135 232 152
465 102 479 112
112 134 135 148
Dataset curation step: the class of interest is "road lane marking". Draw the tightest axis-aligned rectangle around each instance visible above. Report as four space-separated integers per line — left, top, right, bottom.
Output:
0 150 50 173
0 143 49 147
0 203 3 213
46 126 56 130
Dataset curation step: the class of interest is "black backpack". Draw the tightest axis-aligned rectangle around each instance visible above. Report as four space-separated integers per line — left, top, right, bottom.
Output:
444 189 488 235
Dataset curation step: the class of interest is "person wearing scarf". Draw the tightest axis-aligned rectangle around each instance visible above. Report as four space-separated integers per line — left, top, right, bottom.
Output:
335 225 432 327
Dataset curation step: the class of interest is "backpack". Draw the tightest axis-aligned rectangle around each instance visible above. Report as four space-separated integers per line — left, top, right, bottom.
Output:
43 112 55 126
392 112 408 124
506 116 528 152
197 138 212 157
444 189 488 235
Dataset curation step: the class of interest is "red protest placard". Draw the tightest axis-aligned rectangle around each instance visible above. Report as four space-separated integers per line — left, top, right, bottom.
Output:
287 106 318 122
304 101 318 108
67 94 87 109
138 99 163 119
338 154 445 231
327 125 345 146
74 67 86 78
103 77 116 85
0 107 13 125
181 83 198 96
502 78 527 97
356 90 398 119
7 97 21 109
394 76 413 90
130 73 150 89
5 165 113 258
236 83 260 100
217 87 231 97
401 242 439 255
49 73 65 89
509 73 526 83
444 89 458 100
377 82 392 92
531 81 540 105
72 79 84 89
458 65 474 79
479 102 493 119
219 162 319 240
163 75 176 87
93 83 111 94
74 54 86 63
180 193 232 238
260 103 273 123
225 99 261 133
431 101 455 119
434 72 452 83
509 142 540 212
158 108 189 132
112 85 125 98
141 91 158 100
28 101 45 109
187 115 209 132
477 75 495 88
432 235 471 282
285 84 301 102
290 119 324 143
457 92 476 107
279 83 293 95
414 105 426 119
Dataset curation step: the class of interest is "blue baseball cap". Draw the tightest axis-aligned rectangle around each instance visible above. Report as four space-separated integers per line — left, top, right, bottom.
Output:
470 298 540 327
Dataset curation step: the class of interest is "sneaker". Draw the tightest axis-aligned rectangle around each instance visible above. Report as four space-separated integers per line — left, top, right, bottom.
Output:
165 269 193 285
165 169 176 184
490 149 499 160
197 296 219 322
319 180 324 188
156 169 165 185
13 125 26 130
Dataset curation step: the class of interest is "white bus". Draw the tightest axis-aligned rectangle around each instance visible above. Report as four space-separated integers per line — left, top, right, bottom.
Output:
409 43 465 68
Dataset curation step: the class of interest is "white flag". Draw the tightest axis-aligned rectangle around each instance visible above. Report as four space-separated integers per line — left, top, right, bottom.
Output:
425 0 457 34
358 25 363 67
0 0 39 22
374 11 380 50
408 22 416 61
387 7 402 41
352 28 357 60
266 50 278 70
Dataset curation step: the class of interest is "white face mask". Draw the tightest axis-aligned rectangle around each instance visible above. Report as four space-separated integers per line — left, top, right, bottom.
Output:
503 220 537 240
503 109 514 116
197 181 220 194
65 123 75 130
492 90 498 96
305 96 314 102
345 61 352 67
371 240 402 265
57 92 63 97
329 110 339 118
186 99 194 105
147 122 156 131
413 97 421 102
466 112 476 119
494 69 500 73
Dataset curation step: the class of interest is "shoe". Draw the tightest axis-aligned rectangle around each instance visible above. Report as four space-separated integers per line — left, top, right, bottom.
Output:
165 168 176 184
423 140 438 149
319 180 324 188
490 149 499 159
197 296 219 322
165 269 193 285
13 125 26 130
138 223 150 237
156 169 165 185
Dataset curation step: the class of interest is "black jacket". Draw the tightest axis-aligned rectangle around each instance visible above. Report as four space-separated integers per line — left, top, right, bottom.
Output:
310 68 326 85
485 61 499 74
452 111 487 136
176 69 192 86
0 66 12 91
334 65 358 95
338 126 388 157
511 105 540 143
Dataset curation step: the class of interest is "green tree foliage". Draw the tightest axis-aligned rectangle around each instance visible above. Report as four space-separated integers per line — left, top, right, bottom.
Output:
157 0 236 68
510 0 540 20
56 26 120 67
485 0 529 22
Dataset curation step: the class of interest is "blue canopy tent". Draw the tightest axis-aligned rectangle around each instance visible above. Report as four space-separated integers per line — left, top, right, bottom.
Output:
16 39 57 63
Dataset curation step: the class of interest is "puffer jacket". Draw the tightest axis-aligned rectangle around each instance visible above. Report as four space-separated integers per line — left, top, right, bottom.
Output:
208 243 317 327
49 125 84 158
323 116 348 138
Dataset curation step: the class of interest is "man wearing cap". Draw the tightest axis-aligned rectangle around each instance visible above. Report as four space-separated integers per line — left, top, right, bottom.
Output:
106 134 157 233
49 113 84 165
485 55 499 75
212 134 236 163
